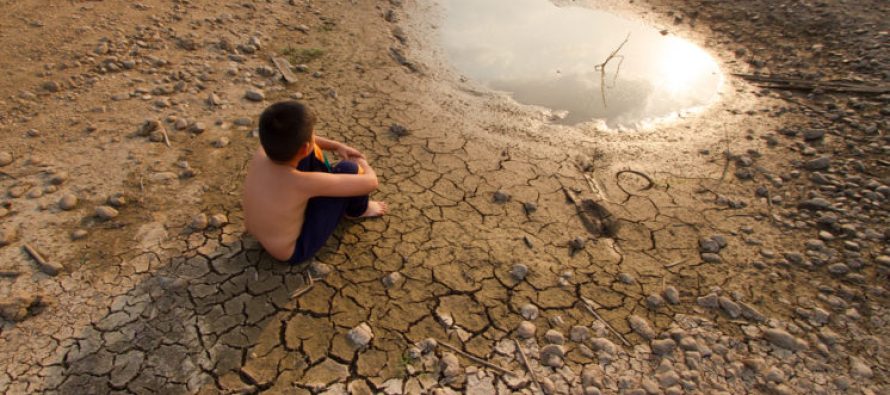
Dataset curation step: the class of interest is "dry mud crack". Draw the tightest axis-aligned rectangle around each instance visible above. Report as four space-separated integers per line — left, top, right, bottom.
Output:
0 0 887 394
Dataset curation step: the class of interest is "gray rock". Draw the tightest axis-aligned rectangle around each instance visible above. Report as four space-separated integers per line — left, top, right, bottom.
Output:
656 370 680 388
699 237 721 253
701 253 722 263
71 229 88 240
389 124 410 137
617 272 635 284
544 329 565 345
49 171 68 185
308 261 332 278
0 292 42 322
646 294 664 309
651 338 677 355
245 89 265 101
212 137 230 148
540 377 556 395
439 352 461 377
739 302 766 322
346 323 374 348
765 366 785 383
570 325 590 342
59 194 78 210
209 214 228 228
718 297 742 318
590 337 617 355
95 206 119 220
190 213 208 230
697 293 719 309
516 321 536 339
803 157 831 171
0 226 16 247
827 263 849 275
0 151 13 166
510 263 528 281
519 303 539 320
802 129 825 141
663 286 680 304
762 328 807 351
189 122 207 134
540 344 565 367
492 190 511 203
522 202 537 214
107 193 127 207
234 117 253 126
382 272 403 288
628 315 655 340
418 338 438 353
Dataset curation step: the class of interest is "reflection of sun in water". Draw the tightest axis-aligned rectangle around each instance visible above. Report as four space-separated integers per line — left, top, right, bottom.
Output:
657 37 720 96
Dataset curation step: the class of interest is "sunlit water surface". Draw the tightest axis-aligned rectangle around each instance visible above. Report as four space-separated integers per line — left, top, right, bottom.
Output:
441 0 724 127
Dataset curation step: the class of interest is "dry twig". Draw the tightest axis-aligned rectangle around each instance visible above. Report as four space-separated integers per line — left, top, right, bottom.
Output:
438 341 516 376
513 339 542 393
291 273 315 298
579 297 631 346
594 33 631 108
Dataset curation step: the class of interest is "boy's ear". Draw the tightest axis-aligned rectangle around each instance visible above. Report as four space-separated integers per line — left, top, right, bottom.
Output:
298 141 312 156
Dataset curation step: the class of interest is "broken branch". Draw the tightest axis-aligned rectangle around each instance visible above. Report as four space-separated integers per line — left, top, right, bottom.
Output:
513 339 542 393
578 297 632 347
594 33 631 108
438 340 517 376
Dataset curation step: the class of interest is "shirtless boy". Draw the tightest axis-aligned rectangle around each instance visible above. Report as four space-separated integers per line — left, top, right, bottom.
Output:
243 101 387 264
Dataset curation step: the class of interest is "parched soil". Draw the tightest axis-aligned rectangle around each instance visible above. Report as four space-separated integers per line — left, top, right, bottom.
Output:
0 0 887 394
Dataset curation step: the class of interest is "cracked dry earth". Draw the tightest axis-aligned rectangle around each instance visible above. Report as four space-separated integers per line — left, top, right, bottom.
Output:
0 0 888 394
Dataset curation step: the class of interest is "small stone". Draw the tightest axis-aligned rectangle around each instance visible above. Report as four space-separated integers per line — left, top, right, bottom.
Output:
627 315 655 340
107 193 126 207
49 171 68 185
418 338 437 353
765 367 785 383
701 253 722 263
544 329 565 345
439 352 461 378
389 123 410 137
209 214 228 228
382 272 403 288
699 237 721 253
827 263 849 275
697 293 719 309
718 297 742 318
245 89 265 102
656 370 680 388
492 190 511 203
590 338 617 355
522 202 537 214
617 272 635 284
212 137 230 148
569 237 586 251
799 197 831 211
0 226 17 246
570 325 590 342
646 294 664 309
233 117 253 126
540 344 565 367
189 122 207 134
190 213 208 230
0 151 13 166
651 338 677 355
663 286 680 304
308 261 332 278
95 206 119 220
346 322 374 348
803 157 831 171
0 292 42 322
510 263 528 281
26 188 43 199
58 194 78 210
762 328 807 351
849 356 873 378
516 321 536 339
71 229 88 240
520 303 539 320
207 93 222 106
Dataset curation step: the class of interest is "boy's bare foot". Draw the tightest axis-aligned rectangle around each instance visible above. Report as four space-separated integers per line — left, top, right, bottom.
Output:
358 201 388 218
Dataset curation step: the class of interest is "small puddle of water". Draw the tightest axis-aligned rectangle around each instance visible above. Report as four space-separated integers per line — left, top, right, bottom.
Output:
440 0 724 128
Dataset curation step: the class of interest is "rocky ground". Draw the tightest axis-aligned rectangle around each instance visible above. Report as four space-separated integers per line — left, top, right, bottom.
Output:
0 0 887 394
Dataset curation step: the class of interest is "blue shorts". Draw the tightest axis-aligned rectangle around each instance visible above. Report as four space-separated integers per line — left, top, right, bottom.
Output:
288 153 369 264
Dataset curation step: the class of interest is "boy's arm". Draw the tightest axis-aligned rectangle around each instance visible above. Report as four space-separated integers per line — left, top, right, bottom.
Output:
315 136 365 159
299 159 378 197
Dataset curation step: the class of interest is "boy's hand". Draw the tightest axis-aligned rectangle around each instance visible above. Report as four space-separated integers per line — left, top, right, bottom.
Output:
336 143 365 160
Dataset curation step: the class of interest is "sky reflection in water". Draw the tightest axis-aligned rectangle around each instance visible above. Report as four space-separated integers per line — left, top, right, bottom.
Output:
441 0 723 127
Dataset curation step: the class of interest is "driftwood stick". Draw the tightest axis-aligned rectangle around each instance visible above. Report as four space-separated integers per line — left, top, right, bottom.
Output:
23 244 49 268
161 127 171 148
438 341 516 376
291 273 315 298
513 339 542 393
579 297 632 347
594 33 631 108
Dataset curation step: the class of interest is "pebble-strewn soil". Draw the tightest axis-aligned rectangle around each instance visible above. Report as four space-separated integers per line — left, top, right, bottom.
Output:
0 0 887 394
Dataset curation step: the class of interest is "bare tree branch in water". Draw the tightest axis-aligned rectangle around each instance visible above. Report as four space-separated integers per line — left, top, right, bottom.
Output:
594 33 630 108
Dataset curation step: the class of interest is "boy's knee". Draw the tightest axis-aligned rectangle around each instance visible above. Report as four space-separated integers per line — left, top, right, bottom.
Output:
332 161 359 174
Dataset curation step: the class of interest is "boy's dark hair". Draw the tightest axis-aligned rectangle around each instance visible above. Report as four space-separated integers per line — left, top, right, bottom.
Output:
258 101 316 162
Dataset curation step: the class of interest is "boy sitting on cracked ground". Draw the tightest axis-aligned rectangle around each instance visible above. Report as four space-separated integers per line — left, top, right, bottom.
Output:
243 101 387 264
